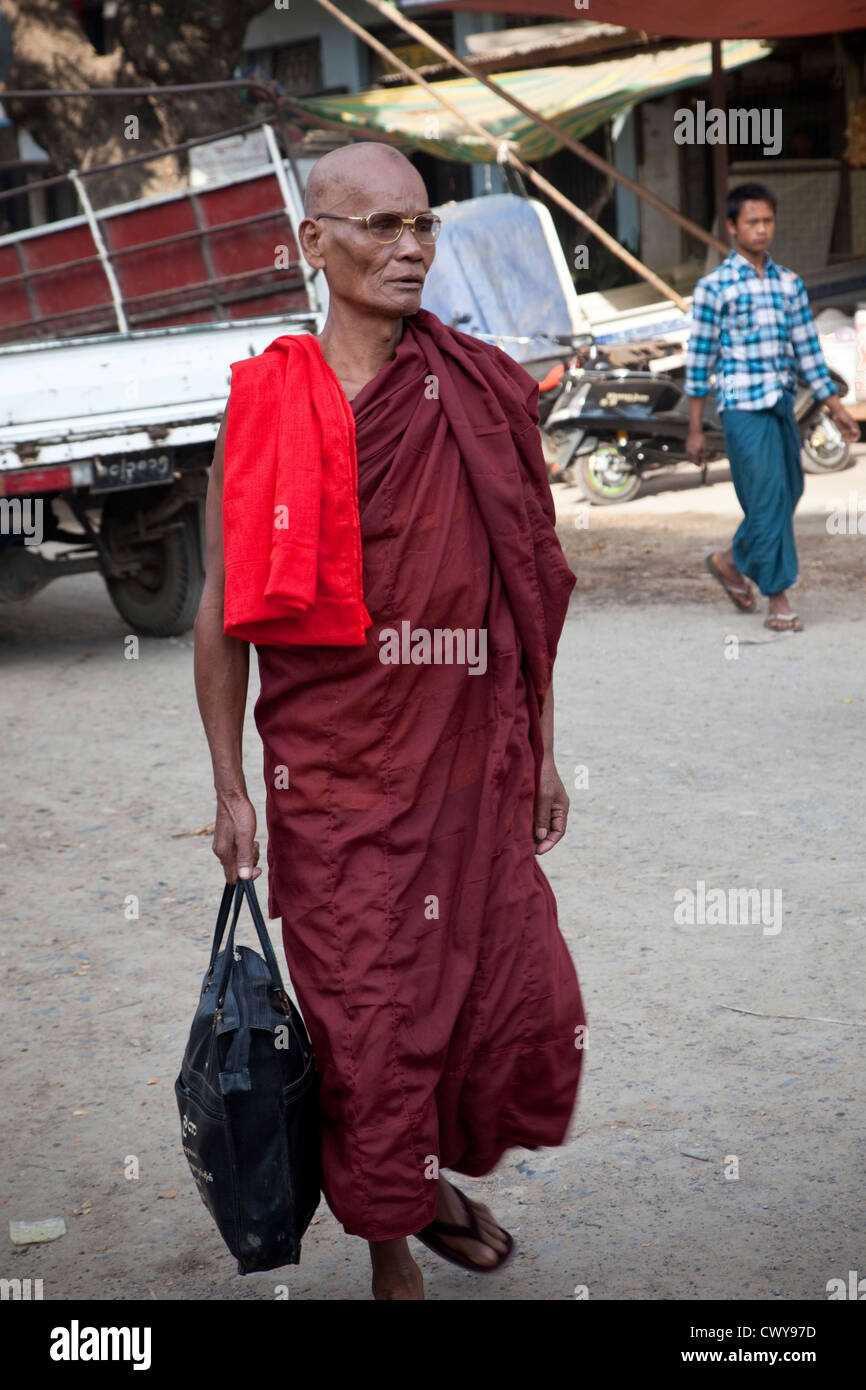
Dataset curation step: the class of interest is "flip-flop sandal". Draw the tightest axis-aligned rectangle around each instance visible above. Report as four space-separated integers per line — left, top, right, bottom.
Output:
704 553 756 612
764 612 803 632
414 1184 515 1274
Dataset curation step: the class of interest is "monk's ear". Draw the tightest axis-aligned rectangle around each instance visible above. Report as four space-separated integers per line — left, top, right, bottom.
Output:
299 217 326 270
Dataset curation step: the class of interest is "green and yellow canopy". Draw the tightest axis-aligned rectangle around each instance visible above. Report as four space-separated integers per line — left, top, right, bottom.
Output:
287 39 770 164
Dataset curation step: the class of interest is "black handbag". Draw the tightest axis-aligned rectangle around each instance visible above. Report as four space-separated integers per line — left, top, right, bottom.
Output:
175 877 321 1273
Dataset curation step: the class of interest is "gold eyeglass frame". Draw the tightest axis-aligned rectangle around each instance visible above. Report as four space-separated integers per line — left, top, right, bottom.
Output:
314 211 442 244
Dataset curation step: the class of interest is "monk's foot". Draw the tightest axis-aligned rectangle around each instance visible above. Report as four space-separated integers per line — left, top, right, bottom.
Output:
432 1177 510 1268
369 1238 425 1300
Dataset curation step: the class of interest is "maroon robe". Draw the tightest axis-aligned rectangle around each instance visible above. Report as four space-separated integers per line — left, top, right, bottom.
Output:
252 309 586 1240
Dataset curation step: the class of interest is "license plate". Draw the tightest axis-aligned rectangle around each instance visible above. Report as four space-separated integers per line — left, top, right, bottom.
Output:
91 450 175 493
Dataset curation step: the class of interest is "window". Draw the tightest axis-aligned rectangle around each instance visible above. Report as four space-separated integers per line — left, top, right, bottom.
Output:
244 37 324 98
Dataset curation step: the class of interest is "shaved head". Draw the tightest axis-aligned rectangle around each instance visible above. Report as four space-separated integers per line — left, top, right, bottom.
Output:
304 142 424 218
298 142 436 323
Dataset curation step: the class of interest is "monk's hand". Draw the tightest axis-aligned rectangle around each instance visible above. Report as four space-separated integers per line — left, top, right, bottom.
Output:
534 756 569 855
212 788 262 882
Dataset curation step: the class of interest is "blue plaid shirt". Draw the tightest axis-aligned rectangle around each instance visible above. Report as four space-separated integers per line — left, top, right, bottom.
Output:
684 249 836 411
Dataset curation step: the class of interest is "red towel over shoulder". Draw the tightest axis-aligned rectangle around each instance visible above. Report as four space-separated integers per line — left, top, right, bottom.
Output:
222 333 372 646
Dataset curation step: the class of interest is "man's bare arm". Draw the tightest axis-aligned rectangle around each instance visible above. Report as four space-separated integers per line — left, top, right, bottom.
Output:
686 395 707 463
193 410 261 881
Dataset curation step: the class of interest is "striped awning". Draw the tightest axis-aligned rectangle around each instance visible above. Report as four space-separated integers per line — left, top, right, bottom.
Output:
286 38 770 164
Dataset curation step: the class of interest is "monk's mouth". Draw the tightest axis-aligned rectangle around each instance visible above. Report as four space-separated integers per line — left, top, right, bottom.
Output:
388 278 424 289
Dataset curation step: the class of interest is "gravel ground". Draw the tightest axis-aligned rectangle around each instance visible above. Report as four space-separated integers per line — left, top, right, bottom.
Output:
1 453 864 1301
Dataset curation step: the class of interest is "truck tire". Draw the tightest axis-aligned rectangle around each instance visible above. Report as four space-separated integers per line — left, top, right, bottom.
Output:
104 500 204 637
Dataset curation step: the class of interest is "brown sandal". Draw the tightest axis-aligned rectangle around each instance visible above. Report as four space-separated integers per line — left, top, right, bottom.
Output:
414 1184 515 1274
704 553 756 612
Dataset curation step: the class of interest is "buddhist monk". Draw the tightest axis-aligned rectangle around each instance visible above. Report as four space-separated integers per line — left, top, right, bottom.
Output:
193 142 586 1300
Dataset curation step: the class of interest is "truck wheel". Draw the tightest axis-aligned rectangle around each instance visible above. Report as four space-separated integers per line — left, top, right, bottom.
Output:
577 444 642 504
104 500 204 637
800 408 852 474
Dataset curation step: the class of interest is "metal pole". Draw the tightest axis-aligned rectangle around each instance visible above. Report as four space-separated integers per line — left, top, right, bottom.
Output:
1 80 263 98
358 0 728 256
710 41 730 252
310 0 688 312
68 169 128 333
0 81 414 196
0 114 285 204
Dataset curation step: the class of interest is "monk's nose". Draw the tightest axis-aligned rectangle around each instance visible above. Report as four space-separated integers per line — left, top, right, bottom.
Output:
393 226 425 256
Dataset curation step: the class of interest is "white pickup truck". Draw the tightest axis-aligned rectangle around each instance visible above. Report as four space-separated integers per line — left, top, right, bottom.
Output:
0 126 326 635
0 315 322 634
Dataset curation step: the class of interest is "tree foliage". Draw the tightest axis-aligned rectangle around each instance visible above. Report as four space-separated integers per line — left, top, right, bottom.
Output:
0 0 273 203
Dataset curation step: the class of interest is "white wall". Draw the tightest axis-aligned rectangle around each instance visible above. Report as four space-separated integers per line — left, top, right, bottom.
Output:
244 0 370 93
638 94 682 270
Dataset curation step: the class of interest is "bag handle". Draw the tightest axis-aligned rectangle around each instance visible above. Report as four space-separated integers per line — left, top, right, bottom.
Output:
204 880 242 984
208 877 288 1008
238 876 285 989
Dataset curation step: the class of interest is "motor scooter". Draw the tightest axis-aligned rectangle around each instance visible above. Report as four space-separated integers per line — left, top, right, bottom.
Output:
533 337 852 503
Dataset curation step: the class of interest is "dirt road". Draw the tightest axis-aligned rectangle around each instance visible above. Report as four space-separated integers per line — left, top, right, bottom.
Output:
2 454 864 1300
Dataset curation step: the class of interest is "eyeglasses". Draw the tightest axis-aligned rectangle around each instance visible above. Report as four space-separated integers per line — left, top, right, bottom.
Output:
315 210 442 244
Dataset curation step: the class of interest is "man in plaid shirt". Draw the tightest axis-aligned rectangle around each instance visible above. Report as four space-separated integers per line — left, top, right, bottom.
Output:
685 182 858 632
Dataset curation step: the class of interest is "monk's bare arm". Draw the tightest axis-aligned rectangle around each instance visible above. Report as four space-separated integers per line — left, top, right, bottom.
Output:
194 412 248 788
541 681 554 759
193 411 261 881
534 669 568 856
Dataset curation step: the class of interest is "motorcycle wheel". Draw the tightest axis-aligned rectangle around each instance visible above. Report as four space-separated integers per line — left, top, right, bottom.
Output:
577 443 642 505
800 408 852 474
